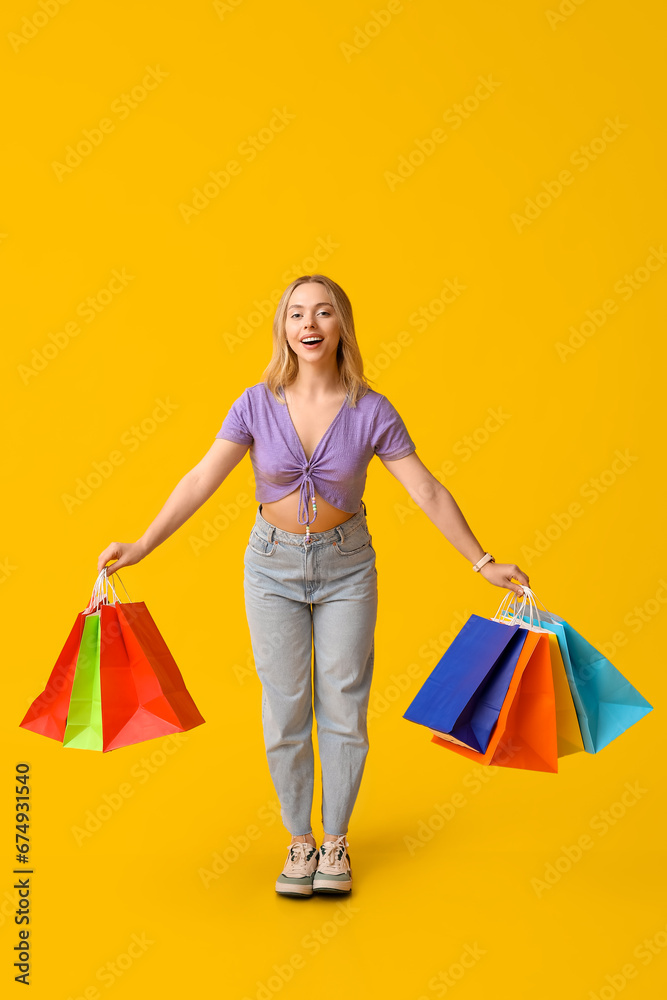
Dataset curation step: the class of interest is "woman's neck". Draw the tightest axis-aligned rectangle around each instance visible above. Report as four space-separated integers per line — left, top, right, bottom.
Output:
289 365 344 401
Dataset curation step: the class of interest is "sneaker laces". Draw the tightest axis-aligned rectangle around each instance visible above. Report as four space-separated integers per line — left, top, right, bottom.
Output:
318 834 349 873
284 841 317 876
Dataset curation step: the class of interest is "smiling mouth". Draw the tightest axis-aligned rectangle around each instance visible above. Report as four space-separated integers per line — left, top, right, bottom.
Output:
301 337 324 345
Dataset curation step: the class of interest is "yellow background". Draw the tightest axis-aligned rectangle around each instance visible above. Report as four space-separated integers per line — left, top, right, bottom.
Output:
1 1 665 997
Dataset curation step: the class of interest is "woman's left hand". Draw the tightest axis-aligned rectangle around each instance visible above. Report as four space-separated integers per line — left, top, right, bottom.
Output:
478 560 529 596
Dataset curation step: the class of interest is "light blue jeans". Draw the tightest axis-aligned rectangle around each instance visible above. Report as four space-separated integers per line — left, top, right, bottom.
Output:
243 502 378 837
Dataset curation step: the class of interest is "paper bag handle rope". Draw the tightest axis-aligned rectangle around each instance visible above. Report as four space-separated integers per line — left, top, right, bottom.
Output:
493 588 537 629
85 568 133 614
495 586 551 629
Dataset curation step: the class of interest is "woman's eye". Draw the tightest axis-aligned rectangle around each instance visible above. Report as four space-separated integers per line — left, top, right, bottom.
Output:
290 311 330 318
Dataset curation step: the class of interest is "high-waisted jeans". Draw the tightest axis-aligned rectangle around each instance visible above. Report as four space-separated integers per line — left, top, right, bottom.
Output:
243 502 378 837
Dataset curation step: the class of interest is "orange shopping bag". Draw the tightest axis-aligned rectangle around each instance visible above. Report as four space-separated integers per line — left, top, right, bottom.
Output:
431 626 559 773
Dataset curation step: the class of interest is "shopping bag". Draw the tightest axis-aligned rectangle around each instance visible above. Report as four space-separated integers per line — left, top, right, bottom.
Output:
63 613 104 750
403 615 529 753
20 570 205 751
431 628 560 773
514 590 653 753
101 600 205 751
548 633 585 758
19 614 86 741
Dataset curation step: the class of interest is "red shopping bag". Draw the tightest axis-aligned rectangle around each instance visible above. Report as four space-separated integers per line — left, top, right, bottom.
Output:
100 601 205 751
19 614 86 742
20 571 205 751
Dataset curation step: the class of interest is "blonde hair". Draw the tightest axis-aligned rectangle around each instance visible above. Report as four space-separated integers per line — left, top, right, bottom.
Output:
262 274 372 407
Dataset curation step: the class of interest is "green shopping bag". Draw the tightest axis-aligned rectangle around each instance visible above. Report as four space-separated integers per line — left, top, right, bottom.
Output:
62 613 103 750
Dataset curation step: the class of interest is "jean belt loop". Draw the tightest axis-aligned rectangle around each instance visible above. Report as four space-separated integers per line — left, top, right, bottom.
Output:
334 523 344 544
361 500 367 516
268 524 276 544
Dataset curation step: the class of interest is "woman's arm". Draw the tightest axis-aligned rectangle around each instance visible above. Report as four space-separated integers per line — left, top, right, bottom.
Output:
97 439 249 575
380 451 529 596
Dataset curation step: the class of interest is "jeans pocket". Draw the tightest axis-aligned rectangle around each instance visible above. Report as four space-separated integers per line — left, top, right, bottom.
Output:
333 524 372 556
247 529 278 557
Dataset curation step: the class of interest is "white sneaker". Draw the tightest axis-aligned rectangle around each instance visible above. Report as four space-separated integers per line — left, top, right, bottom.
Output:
275 841 319 897
312 835 352 893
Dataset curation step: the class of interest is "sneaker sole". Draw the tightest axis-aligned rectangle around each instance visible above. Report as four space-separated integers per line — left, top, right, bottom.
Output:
312 880 352 893
275 882 313 897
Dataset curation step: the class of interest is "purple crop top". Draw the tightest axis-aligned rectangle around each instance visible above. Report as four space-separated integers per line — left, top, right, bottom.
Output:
215 382 416 536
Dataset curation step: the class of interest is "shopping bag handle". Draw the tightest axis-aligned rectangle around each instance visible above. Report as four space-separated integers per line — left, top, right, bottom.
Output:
84 568 132 615
494 586 551 629
493 588 537 629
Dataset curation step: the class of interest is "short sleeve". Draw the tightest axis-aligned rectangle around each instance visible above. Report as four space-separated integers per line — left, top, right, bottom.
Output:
371 395 416 460
215 390 253 446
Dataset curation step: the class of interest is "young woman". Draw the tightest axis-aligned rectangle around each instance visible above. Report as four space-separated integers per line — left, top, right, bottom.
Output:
97 273 529 899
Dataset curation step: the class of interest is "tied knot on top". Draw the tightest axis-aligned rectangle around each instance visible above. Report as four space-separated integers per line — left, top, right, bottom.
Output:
297 471 317 542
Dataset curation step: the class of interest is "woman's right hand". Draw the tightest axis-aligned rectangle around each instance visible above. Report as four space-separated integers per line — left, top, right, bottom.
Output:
97 541 146 577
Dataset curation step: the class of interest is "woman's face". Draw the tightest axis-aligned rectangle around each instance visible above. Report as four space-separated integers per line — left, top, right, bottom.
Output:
284 283 341 368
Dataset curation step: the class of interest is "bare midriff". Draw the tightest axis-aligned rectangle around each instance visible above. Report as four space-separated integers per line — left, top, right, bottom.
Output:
260 486 361 533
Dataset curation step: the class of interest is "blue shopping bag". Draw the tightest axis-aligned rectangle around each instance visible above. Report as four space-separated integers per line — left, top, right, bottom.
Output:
403 615 529 753
518 610 653 753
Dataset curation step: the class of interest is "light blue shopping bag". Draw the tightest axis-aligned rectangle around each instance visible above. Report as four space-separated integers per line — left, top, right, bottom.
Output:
517 608 653 754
